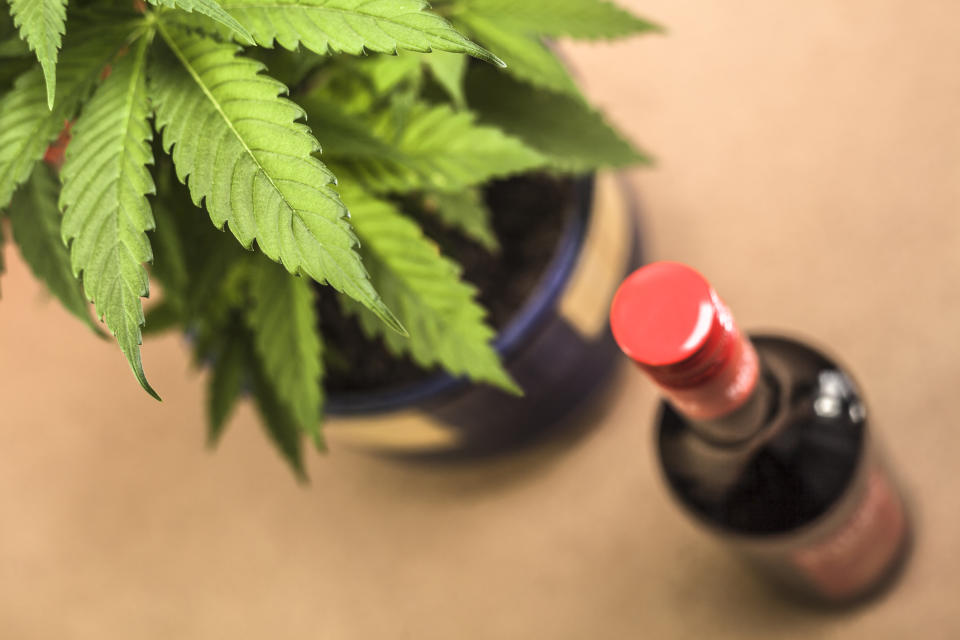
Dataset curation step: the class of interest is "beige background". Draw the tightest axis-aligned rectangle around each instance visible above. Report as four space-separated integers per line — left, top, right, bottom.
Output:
2 0 959 637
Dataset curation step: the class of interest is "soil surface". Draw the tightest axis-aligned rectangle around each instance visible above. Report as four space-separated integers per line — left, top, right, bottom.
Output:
321 174 577 394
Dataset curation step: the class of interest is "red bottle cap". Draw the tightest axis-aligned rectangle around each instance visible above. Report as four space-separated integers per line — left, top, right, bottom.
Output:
610 262 736 389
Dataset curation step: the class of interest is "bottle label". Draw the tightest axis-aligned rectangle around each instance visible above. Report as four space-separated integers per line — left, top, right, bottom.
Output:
791 466 906 600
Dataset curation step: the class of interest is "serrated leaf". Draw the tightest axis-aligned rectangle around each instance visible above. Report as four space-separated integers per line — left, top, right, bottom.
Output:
423 50 466 105
425 188 498 251
340 184 518 393
8 164 99 332
147 0 253 43
0 23 128 209
0 68 57 207
303 96 545 193
59 36 159 399
150 25 403 335
454 0 661 40
8 0 66 107
249 345 308 480
454 12 579 97
207 337 248 446
150 163 311 475
465 64 649 172
216 0 500 65
246 258 324 445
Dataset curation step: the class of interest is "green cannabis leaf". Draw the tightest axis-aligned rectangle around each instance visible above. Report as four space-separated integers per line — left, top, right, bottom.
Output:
249 338 308 479
305 96 545 193
59 36 158 399
148 166 246 331
150 25 403 334
150 179 315 471
147 204 191 323
425 188 498 251
423 50 467 106
363 52 422 94
0 69 59 209
217 0 501 64
454 0 661 40
247 258 324 445
0 24 127 209
147 0 253 43
454 12 579 97
0 0 654 475
466 64 650 172
8 0 66 108
8 164 99 332
340 184 518 393
206 336 248 446
448 0 659 97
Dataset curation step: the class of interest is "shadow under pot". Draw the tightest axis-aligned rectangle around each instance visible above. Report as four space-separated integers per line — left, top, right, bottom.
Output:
321 173 642 457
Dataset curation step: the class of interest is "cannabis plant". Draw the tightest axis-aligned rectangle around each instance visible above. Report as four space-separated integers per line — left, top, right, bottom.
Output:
0 0 655 474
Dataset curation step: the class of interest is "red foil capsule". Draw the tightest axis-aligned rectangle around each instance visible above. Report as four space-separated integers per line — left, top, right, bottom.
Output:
610 262 758 420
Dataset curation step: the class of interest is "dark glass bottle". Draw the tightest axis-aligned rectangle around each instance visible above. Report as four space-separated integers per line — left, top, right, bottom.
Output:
610 263 910 604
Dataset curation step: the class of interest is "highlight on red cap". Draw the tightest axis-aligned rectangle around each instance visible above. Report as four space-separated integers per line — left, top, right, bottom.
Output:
610 262 759 417
610 262 720 365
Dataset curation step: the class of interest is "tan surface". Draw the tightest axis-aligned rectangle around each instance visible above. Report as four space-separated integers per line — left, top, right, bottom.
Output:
1 0 958 637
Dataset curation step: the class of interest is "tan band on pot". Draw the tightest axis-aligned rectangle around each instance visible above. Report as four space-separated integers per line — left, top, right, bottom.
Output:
324 410 461 453
559 173 636 339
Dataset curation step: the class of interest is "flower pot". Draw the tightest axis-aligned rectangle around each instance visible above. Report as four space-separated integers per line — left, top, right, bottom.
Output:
324 174 642 456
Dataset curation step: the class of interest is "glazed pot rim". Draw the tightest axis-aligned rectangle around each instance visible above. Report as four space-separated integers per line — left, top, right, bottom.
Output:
326 174 597 416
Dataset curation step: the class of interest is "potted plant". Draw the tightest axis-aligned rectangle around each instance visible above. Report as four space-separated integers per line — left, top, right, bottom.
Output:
0 0 656 476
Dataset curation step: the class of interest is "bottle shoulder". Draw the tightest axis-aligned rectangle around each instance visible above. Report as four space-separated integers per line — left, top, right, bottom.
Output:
657 335 868 536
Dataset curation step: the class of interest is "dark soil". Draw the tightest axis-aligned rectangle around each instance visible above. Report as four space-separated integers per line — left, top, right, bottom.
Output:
321 174 576 394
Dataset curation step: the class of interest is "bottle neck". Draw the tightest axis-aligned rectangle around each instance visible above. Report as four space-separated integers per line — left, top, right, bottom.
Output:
658 326 757 407
686 366 775 445
657 334 772 444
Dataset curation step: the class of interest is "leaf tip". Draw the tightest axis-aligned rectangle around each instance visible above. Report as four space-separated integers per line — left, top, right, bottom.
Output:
642 20 668 35
498 374 524 397
131 362 162 401
471 43 506 68
145 384 163 402
310 429 326 452
237 29 256 47
206 426 225 450
44 79 55 110
374 300 408 337
291 462 310 484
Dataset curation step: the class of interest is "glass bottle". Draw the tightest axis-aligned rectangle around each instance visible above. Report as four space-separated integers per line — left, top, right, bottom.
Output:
610 262 911 604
